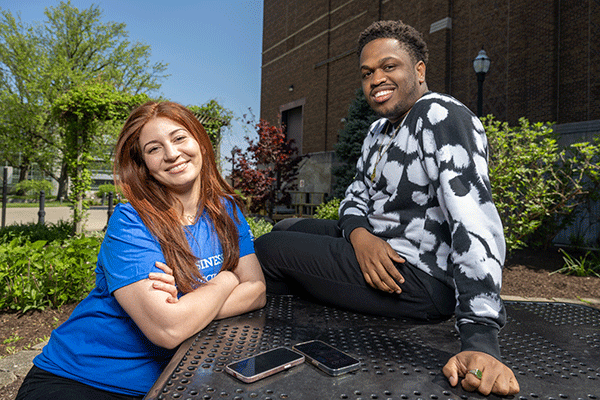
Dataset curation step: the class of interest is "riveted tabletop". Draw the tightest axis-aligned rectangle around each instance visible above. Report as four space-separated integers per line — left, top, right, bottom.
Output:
145 296 600 400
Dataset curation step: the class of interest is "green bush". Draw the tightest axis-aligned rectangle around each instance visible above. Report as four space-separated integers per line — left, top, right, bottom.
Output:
248 217 273 238
0 235 102 312
315 198 341 220
95 183 122 201
13 179 53 197
485 116 600 252
0 221 73 245
96 184 115 198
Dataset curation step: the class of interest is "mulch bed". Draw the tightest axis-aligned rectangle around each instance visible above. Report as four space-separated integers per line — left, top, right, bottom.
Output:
501 247 600 301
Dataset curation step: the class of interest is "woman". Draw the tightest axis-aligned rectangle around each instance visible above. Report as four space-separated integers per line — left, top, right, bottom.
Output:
16 101 267 399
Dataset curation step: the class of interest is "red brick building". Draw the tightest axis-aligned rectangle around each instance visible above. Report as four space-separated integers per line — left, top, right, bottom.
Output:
260 0 600 194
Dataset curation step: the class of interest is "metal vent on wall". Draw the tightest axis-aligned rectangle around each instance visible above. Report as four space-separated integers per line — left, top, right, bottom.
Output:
145 297 600 400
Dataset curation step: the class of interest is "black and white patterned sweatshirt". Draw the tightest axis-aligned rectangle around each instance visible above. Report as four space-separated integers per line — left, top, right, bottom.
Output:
339 92 506 359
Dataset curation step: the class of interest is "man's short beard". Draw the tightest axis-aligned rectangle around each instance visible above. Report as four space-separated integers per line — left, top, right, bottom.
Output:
374 103 409 122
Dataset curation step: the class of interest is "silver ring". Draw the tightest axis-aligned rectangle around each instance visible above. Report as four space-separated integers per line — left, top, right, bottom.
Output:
468 368 483 379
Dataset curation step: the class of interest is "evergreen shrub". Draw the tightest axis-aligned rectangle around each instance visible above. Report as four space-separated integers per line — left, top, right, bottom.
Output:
332 89 378 198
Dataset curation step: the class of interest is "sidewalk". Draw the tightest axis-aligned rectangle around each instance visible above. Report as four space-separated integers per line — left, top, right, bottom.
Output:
2 206 110 232
0 342 46 388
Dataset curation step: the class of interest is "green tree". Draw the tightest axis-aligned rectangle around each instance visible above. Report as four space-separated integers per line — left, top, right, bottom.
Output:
188 99 234 168
0 1 167 199
0 19 53 193
332 88 378 198
52 81 148 234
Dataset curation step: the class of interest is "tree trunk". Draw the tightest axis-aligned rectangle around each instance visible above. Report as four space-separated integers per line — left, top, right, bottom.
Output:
73 134 83 235
15 162 30 196
56 162 69 201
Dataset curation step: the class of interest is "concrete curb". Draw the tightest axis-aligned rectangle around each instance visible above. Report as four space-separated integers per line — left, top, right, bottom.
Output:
501 294 600 307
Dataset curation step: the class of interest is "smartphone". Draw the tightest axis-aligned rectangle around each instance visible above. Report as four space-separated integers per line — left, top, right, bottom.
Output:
292 340 361 376
225 347 305 383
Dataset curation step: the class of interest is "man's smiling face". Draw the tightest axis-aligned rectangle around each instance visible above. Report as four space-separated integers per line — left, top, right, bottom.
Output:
360 38 427 123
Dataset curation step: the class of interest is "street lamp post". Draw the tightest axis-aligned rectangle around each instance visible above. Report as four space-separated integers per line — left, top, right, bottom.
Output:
473 48 491 117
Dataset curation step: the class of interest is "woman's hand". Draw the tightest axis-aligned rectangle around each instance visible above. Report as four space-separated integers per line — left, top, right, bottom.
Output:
215 254 267 319
148 261 179 303
115 267 240 349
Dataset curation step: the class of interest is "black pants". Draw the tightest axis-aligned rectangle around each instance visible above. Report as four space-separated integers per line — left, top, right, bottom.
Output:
254 219 455 322
16 366 143 400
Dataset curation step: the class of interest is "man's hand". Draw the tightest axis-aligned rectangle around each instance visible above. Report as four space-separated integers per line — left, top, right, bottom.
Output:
443 351 520 396
349 228 405 293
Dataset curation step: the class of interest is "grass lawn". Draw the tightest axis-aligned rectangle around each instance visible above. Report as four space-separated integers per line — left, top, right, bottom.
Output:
2 201 73 208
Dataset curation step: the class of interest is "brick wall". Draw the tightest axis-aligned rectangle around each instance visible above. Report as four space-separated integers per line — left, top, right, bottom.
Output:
261 0 600 155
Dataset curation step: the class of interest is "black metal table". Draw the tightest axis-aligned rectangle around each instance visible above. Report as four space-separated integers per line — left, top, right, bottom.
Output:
145 296 600 400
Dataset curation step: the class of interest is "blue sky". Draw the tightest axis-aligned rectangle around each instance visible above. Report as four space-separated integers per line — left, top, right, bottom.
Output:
0 0 263 172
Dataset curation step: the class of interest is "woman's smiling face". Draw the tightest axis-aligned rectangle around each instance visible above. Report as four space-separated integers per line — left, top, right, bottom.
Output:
139 117 203 196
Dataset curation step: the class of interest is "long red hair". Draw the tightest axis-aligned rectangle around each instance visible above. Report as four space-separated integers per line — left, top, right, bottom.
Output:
114 101 243 293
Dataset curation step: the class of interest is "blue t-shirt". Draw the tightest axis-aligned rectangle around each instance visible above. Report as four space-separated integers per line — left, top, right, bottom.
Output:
34 201 255 396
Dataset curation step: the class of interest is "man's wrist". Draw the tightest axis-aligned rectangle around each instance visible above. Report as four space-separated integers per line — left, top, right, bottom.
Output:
338 216 372 242
459 322 501 360
348 227 369 244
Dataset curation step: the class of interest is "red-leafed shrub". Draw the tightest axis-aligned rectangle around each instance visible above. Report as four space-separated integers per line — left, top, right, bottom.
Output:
230 119 302 214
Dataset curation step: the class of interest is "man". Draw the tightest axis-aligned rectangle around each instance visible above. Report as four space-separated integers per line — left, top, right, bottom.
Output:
255 20 519 396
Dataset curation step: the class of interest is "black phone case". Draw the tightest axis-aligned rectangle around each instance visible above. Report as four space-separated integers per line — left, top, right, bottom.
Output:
293 340 361 376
